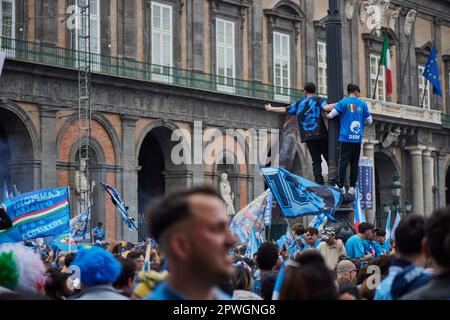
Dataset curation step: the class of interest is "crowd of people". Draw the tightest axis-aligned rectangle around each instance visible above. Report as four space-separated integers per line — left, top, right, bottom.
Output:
1 186 449 300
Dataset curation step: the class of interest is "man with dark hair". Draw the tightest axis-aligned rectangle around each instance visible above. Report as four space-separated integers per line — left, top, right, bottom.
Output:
265 82 329 184
126 250 145 273
253 242 279 296
0 206 12 230
303 227 320 251
324 83 372 198
345 222 374 265
146 186 234 300
113 258 137 298
375 215 430 300
401 208 450 300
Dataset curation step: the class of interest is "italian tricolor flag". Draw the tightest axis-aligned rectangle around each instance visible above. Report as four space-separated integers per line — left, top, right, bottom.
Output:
380 33 393 96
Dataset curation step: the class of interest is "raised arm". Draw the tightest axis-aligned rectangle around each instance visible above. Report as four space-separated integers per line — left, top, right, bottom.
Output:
322 103 337 112
265 103 288 114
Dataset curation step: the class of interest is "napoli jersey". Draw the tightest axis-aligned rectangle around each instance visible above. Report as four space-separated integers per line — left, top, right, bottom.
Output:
286 96 328 142
334 97 371 143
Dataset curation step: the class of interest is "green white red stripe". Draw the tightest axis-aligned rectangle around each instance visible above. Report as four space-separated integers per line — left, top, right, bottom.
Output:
0 201 68 235
380 33 392 96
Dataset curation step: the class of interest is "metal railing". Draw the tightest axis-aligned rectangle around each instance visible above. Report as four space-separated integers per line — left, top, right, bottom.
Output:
442 114 450 129
0 37 303 103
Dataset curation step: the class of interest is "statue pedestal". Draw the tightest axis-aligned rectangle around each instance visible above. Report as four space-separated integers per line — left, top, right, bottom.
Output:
325 200 355 243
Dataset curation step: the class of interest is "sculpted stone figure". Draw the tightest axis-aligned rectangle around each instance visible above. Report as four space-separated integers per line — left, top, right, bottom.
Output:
346 0 357 20
219 173 235 216
389 7 401 30
404 9 417 37
75 159 95 212
382 127 402 148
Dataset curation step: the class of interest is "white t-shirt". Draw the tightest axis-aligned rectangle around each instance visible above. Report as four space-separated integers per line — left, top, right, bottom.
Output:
316 240 347 270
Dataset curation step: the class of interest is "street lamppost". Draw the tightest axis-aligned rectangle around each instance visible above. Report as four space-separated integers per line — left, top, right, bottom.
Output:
391 174 401 214
325 0 343 185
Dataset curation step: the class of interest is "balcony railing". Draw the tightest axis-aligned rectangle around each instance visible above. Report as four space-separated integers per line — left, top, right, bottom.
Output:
365 98 442 126
0 37 303 103
442 114 450 129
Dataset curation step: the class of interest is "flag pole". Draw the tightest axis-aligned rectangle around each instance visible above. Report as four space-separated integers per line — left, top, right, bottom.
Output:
420 80 429 108
372 57 382 100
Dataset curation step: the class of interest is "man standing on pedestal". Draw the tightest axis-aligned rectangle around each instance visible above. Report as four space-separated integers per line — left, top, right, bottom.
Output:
265 82 329 185
325 84 373 200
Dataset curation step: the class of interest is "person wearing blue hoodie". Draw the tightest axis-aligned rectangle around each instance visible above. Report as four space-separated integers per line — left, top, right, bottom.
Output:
374 215 431 300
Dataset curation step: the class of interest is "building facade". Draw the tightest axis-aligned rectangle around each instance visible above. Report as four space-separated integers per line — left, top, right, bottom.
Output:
0 0 450 241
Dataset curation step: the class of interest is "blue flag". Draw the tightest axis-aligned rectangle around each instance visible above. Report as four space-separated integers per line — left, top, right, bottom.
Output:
309 213 328 231
51 232 79 252
260 167 343 219
0 187 71 243
423 45 442 96
245 229 263 259
101 182 137 231
272 261 286 300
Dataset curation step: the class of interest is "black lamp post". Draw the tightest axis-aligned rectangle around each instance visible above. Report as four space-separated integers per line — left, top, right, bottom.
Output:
325 0 343 185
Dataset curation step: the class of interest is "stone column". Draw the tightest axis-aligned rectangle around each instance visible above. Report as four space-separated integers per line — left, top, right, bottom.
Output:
363 140 377 224
120 114 139 242
406 146 425 216
191 121 204 186
436 151 447 208
422 149 435 216
39 106 57 189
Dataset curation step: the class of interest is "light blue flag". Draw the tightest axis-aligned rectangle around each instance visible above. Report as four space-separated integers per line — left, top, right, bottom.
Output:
260 167 343 219
245 229 263 258
423 45 442 96
390 210 401 242
384 209 392 253
272 261 286 300
309 213 328 231
0 187 71 243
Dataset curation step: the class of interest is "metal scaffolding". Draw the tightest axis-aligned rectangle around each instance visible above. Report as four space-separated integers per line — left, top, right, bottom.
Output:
77 0 92 214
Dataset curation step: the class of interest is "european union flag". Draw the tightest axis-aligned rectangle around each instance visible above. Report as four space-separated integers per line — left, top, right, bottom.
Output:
423 45 442 96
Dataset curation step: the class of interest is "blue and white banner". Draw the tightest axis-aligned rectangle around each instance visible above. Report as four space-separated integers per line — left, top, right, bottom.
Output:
70 207 90 241
391 210 402 242
358 157 373 210
384 209 392 253
260 167 343 219
0 187 71 243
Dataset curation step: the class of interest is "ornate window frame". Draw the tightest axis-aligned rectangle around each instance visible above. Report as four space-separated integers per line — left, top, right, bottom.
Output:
415 41 434 109
443 54 450 114
362 28 397 102
143 0 184 68
264 0 305 97
208 0 250 80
